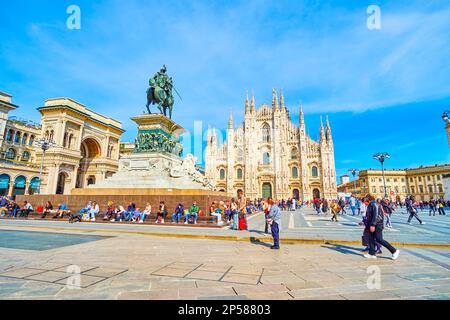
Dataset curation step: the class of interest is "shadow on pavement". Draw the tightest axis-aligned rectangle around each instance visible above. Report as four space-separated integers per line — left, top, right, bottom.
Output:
321 243 364 257
250 237 272 248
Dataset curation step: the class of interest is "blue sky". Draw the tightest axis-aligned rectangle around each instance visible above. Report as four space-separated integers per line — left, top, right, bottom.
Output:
1 0 449 180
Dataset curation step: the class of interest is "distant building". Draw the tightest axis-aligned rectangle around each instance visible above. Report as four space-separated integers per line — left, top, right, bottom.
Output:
340 175 350 185
205 89 337 200
337 164 450 201
0 91 124 197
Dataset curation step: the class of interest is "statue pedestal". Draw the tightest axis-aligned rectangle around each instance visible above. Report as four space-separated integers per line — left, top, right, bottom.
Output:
78 114 215 192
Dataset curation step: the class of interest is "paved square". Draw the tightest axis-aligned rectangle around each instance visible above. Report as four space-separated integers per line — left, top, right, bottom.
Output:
0 211 449 300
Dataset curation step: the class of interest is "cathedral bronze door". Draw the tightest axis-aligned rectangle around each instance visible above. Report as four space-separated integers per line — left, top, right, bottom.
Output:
293 189 300 200
313 188 321 199
262 183 272 199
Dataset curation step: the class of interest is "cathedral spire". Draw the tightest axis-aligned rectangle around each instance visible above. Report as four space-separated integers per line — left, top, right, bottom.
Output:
272 88 278 111
299 101 305 127
280 89 285 110
245 91 249 114
326 115 333 143
228 111 233 129
250 92 255 113
320 116 325 142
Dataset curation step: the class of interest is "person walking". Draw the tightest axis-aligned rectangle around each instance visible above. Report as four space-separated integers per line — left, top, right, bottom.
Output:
437 199 446 215
406 196 425 225
349 195 356 216
381 199 394 228
266 198 281 250
429 199 436 216
363 194 400 260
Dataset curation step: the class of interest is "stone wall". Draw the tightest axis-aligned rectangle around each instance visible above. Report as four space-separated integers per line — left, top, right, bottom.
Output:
17 193 232 214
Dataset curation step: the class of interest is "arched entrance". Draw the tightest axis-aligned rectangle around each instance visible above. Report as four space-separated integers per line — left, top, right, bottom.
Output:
87 176 96 186
29 177 40 195
0 174 11 196
262 183 272 199
293 189 300 200
56 172 67 195
313 188 321 200
13 176 26 197
76 138 101 188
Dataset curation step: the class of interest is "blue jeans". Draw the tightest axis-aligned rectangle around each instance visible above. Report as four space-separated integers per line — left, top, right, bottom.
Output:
186 212 198 223
140 213 148 222
231 212 238 229
9 208 19 217
271 222 280 247
172 213 183 223
350 206 356 216
87 211 97 220
123 211 134 221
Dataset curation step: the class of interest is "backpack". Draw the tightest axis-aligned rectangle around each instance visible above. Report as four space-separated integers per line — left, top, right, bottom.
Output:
375 204 384 224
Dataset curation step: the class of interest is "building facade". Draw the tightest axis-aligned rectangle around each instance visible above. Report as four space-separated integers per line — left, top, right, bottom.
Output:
0 92 42 197
337 164 450 201
0 91 124 197
205 90 337 200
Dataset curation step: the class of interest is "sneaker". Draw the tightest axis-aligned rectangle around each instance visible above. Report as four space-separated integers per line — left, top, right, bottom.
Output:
184 221 188 224
392 250 400 260
270 246 280 250
91 218 95 222
363 254 377 259
421 222 426 225
376 249 383 255
407 222 411 224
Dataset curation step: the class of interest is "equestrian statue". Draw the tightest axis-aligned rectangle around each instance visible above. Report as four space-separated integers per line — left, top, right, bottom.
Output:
146 65 181 119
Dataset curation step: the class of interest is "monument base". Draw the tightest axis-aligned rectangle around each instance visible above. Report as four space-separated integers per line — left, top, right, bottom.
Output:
87 113 216 191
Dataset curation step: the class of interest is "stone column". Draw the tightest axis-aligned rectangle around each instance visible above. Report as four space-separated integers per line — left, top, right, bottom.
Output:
25 180 30 195
7 182 13 197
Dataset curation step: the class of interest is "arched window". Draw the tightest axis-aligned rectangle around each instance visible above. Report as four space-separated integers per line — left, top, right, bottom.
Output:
21 133 28 145
63 132 68 147
5 148 16 160
219 169 226 180
262 123 271 143
29 135 35 146
68 134 74 148
291 147 298 160
14 131 21 144
263 152 271 165
237 168 243 179
292 166 299 178
22 151 30 161
311 166 319 177
6 129 13 142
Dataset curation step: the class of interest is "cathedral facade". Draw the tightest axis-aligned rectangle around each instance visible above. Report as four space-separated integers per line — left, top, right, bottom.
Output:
205 89 337 201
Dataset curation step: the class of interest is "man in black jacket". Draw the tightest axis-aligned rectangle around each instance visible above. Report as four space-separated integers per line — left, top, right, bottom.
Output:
363 195 400 260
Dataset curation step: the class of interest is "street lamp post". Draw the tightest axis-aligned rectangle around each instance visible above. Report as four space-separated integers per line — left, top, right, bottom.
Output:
443 111 450 147
35 138 56 194
442 111 450 124
373 152 390 199
348 168 359 195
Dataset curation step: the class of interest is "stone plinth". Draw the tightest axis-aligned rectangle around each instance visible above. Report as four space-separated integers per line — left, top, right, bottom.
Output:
76 113 216 192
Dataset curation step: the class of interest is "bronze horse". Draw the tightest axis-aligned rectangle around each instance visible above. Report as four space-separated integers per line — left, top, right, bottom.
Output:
146 86 174 119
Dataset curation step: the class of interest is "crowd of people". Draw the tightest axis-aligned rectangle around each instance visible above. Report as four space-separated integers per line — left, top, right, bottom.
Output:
0 196 262 230
1 193 448 255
